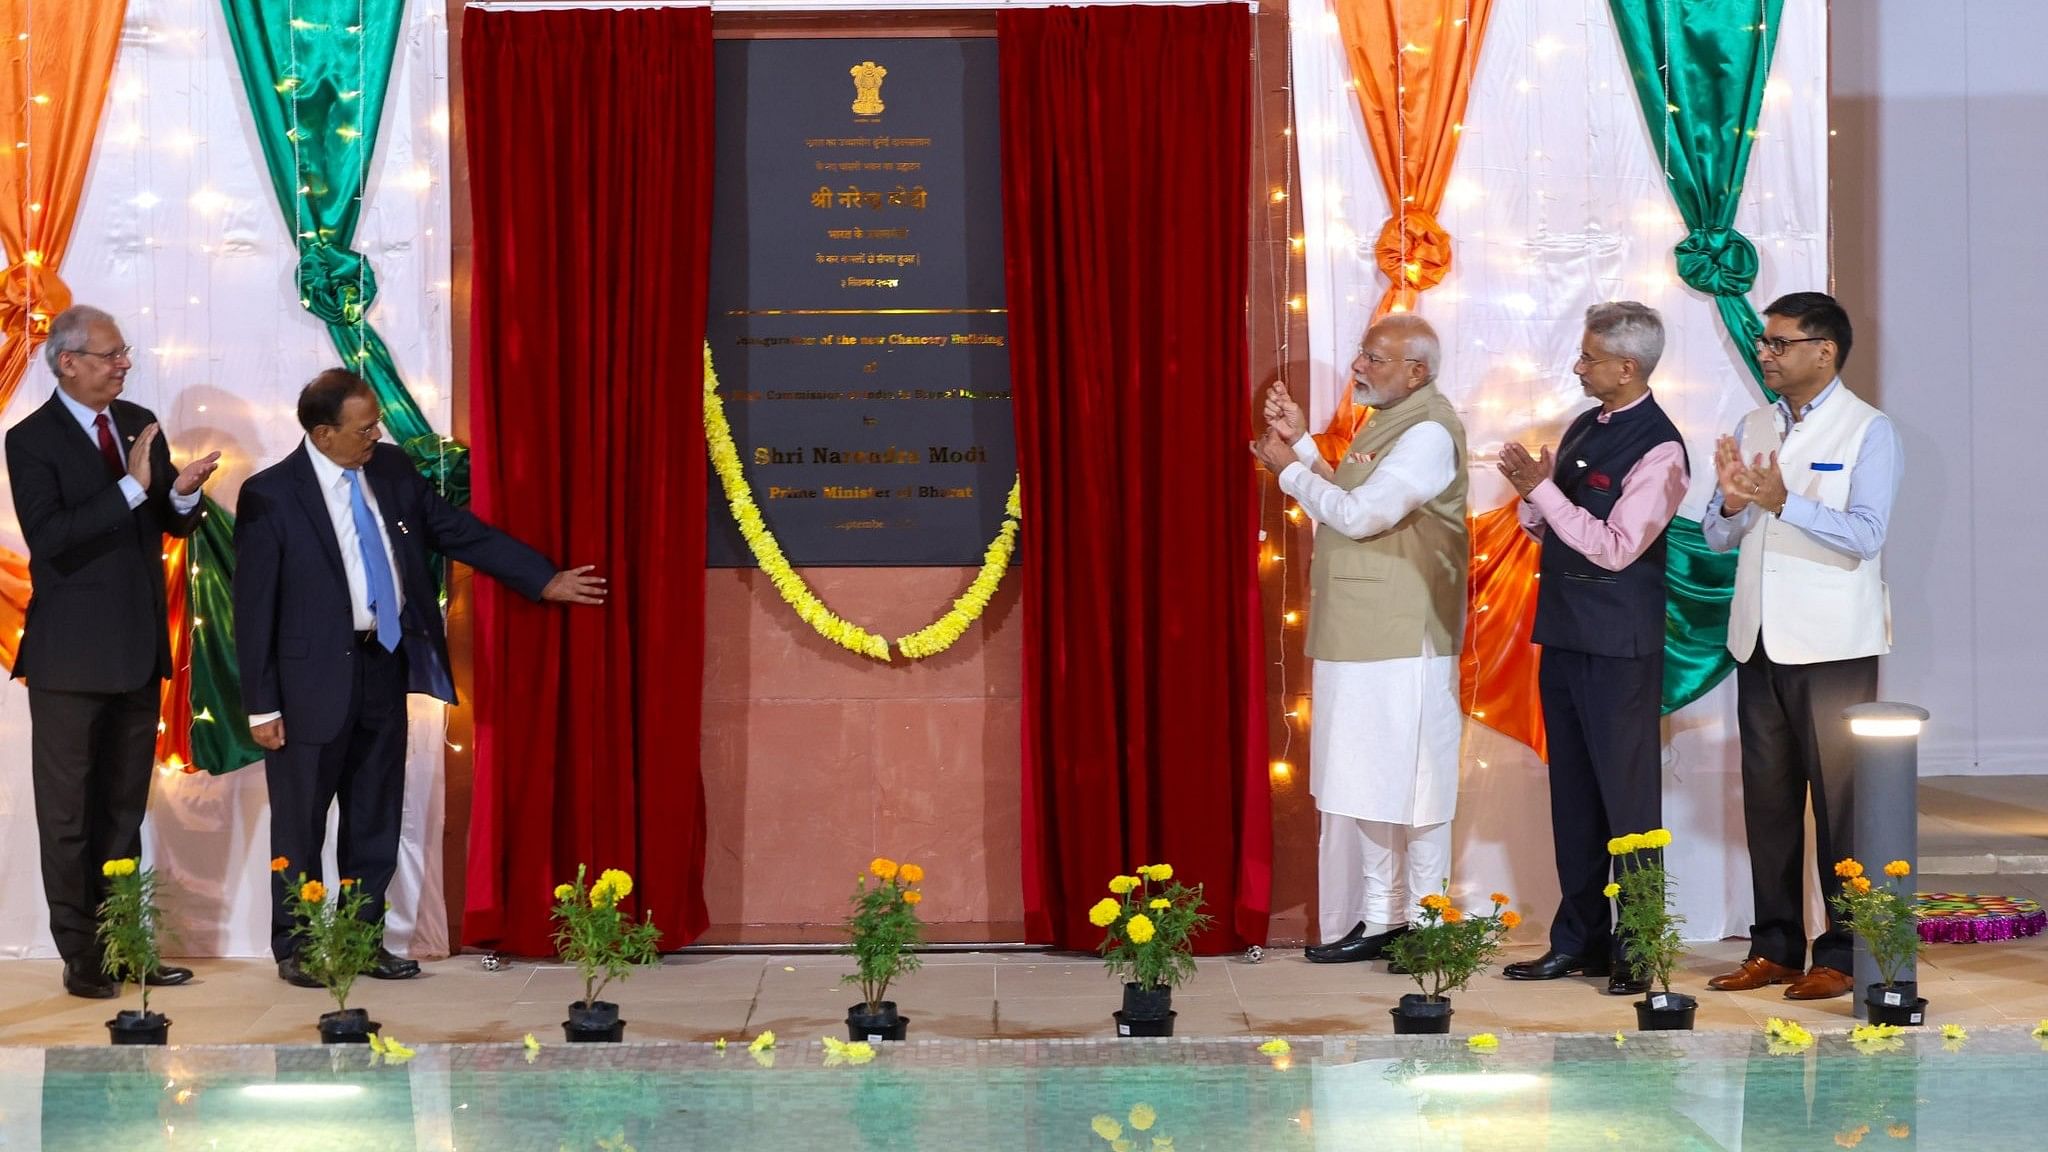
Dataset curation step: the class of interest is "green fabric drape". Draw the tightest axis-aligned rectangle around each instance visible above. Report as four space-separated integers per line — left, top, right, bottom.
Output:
218 0 466 492
1661 517 1738 713
189 497 265 774
192 1 459 772
1610 0 1783 712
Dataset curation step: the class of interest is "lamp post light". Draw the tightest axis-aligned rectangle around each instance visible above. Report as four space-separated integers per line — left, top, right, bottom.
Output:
1844 702 1930 1020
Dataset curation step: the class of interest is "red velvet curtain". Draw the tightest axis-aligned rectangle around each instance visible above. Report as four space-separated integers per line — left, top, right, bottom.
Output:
1000 4 1269 952
460 6 712 954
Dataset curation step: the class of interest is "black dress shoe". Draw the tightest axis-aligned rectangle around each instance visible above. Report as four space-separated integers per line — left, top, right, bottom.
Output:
62 962 117 999
1502 950 1611 981
1306 924 1409 964
277 954 322 988
1304 921 1367 961
1606 973 1651 996
368 947 420 980
144 965 194 987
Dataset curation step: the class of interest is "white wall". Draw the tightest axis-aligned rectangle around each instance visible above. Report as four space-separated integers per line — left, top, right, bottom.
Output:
1832 1 2048 775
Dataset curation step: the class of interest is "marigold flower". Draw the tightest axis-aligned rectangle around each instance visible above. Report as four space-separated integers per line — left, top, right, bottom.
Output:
1606 837 1627 856
1113 1140 1133 1152
270 856 290 873
1419 893 1450 912
300 880 326 903
554 883 575 901
1466 1032 1499 1052
1602 882 1621 899
1145 864 1173 882
101 858 137 878
1128 1103 1156 1131
1109 875 1140 895
899 863 925 884
1883 860 1910 878
1500 910 1522 930
870 857 899 881
1489 892 1510 906
339 878 356 889
1441 906 1463 923
1091 1115 1123 1141
1088 898 1122 928
1849 876 1872 894
1834 858 1865 879
1125 913 1157 944
903 890 923 905
596 868 633 899
1149 898 1170 910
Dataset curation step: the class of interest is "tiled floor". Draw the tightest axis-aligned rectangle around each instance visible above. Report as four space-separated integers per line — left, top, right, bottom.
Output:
5 872 2044 1046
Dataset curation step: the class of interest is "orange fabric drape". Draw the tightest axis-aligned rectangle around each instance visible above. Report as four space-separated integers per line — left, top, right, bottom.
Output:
1457 504 1544 758
1315 0 1494 462
0 0 130 672
155 541 195 773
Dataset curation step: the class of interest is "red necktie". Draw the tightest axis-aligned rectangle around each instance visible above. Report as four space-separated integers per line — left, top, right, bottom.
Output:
94 413 125 479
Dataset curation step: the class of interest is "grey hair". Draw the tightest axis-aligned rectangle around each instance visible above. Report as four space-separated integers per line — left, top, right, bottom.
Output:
1584 301 1664 377
43 305 118 377
1372 313 1442 382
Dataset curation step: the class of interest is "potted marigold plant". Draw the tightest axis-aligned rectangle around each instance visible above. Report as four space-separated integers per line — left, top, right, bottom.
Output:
1092 863 1209 1037
276 858 384 1044
552 865 663 1042
1384 888 1517 1034
841 857 926 1041
1607 828 1693 1030
96 857 172 1045
1832 858 1926 1026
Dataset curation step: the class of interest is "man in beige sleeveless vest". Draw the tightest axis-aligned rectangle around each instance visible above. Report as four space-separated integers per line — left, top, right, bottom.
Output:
1700 293 1899 1002
1254 315 1470 964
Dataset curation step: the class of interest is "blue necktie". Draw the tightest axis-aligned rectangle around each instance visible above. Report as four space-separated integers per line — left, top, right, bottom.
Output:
345 470 401 652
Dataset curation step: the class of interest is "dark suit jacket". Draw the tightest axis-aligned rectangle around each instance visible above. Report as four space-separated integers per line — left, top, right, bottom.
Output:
233 441 556 745
6 393 202 692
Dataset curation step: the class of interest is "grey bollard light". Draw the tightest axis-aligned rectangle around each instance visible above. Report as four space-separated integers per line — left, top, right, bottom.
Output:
1843 702 1929 1020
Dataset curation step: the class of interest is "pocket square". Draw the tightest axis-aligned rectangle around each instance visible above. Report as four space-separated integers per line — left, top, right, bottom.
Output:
1809 461 1843 471
1587 472 1612 491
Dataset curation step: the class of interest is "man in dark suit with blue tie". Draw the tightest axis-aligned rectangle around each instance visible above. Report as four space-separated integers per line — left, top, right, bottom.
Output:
7 305 220 997
234 369 604 984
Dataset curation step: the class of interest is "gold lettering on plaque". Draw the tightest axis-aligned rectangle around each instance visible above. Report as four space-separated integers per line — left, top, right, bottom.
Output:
850 61 887 116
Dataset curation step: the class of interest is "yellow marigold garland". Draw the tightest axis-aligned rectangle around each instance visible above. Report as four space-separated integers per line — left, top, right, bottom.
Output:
702 343 1021 661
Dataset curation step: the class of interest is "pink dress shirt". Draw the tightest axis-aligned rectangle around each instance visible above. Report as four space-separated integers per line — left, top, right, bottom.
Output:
1516 393 1689 572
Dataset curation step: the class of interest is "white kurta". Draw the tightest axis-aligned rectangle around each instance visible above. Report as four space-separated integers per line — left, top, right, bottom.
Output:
1279 423 1463 827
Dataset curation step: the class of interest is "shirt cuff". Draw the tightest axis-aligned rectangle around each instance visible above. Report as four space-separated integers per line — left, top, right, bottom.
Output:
118 475 145 509
1774 493 1817 530
1277 461 1309 496
169 487 202 515
1289 434 1320 467
1526 479 1569 522
248 711 282 728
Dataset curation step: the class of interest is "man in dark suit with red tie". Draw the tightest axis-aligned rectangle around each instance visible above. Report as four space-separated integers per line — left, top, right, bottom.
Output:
7 305 220 997
234 369 604 984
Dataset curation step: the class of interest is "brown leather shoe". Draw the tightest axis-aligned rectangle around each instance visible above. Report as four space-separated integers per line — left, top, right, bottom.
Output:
1706 955 1800 991
1784 965 1853 1000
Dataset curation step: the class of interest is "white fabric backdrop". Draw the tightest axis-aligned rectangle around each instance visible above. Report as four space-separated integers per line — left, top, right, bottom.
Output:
1289 0 1829 940
0 0 455 959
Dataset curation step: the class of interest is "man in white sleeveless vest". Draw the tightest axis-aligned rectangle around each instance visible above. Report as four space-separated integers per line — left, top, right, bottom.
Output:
1253 314 1470 965
1701 293 1899 1001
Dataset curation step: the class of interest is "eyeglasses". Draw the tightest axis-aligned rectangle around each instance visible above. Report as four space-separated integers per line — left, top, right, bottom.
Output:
1360 352 1422 367
1754 335 1829 357
1575 354 1620 367
70 345 133 361
324 422 382 442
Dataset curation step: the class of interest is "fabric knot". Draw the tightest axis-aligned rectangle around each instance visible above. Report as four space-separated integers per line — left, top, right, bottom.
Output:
1372 207 1454 294
1673 226 1759 297
295 243 379 326
0 258 74 345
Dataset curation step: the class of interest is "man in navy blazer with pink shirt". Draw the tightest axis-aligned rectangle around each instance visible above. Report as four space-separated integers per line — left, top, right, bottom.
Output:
1496 301 1689 997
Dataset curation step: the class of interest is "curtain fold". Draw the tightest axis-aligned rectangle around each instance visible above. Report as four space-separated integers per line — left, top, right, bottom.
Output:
1458 505 1544 758
1313 0 1494 460
461 6 712 954
1002 3 1268 952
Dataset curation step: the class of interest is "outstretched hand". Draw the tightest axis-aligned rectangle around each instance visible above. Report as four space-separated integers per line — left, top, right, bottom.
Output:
542 565 607 605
